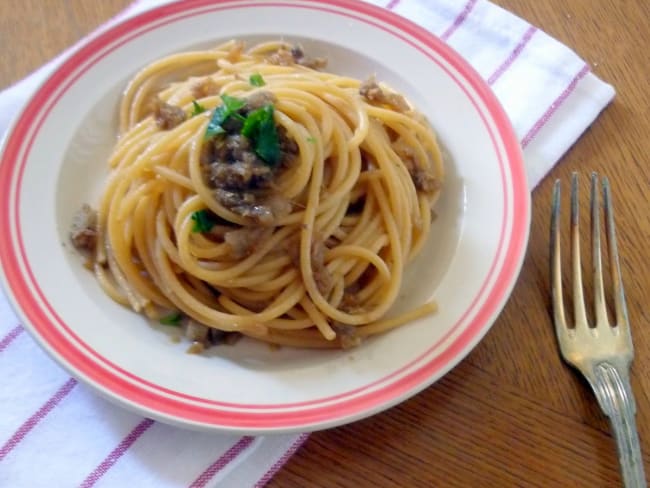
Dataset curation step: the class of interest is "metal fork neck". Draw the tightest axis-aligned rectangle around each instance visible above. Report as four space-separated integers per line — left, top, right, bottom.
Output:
588 363 646 488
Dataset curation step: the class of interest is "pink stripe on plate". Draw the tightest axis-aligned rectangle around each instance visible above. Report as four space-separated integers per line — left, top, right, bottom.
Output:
79 418 155 488
521 63 591 148
440 0 477 41
0 325 23 353
254 433 310 487
0 378 77 462
487 26 537 86
0 0 528 431
189 436 255 488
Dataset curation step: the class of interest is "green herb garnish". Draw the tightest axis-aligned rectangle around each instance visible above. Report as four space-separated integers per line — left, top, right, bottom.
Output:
191 209 218 233
203 93 281 166
306 136 316 143
255 115 281 165
160 311 183 326
191 100 206 116
249 73 266 87
205 94 246 138
241 105 281 166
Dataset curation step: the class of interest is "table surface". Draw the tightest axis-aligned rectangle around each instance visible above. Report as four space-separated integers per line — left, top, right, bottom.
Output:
2 0 649 486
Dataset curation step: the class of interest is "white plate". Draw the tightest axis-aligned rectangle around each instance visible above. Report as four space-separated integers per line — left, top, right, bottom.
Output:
0 0 529 433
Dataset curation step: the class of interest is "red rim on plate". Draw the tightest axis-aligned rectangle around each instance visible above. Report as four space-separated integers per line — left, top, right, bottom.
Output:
0 0 529 432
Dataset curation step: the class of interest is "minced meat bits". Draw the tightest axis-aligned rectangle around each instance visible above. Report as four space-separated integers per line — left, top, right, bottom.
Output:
153 98 186 130
70 204 98 254
201 91 299 225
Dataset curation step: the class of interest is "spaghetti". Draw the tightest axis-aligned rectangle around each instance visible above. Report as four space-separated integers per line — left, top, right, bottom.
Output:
78 40 444 349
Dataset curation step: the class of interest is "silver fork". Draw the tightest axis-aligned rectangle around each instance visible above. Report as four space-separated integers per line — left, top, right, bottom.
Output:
551 172 646 487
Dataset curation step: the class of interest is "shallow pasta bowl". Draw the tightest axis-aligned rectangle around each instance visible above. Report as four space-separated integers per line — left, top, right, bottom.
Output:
0 0 529 433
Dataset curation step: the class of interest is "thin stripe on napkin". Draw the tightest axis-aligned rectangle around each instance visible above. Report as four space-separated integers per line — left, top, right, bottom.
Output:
0 0 614 486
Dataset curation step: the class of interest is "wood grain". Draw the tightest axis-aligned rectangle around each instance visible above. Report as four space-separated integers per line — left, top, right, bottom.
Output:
1 1 649 486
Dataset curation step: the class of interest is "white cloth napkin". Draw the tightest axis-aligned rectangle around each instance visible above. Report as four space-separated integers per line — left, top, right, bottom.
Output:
0 0 614 486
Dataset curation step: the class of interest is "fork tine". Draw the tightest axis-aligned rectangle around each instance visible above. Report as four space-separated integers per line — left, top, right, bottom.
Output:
603 176 630 330
571 173 588 328
550 179 567 330
550 175 645 487
591 173 609 328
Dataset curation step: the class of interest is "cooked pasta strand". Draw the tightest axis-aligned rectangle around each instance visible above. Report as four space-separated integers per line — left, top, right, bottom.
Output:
85 40 443 349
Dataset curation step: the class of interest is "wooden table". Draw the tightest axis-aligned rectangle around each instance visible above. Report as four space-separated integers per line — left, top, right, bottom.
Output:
2 1 649 486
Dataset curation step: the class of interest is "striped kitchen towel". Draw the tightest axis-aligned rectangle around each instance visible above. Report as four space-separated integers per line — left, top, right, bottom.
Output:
0 0 614 487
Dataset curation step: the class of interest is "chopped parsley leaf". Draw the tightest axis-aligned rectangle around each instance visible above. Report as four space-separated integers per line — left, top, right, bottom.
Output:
190 100 206 116
203 92 281 166
222 94 246 112
240 105 267 138
255 114 281 165
249 73 266 87
160 312 183 326
205 94 246 138
191 209 218 233
306 136 316 143
241 105 281 166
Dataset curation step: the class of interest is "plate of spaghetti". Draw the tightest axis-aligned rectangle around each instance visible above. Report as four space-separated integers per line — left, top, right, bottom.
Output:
0 0 529 433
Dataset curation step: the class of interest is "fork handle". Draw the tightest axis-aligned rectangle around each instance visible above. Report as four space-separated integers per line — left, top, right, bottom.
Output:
591 362 646 488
